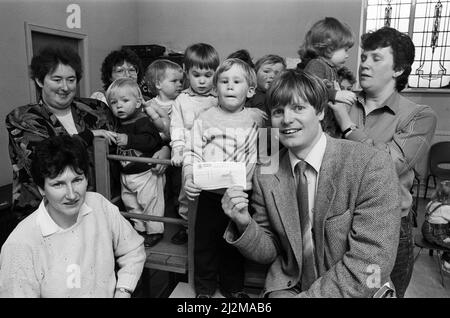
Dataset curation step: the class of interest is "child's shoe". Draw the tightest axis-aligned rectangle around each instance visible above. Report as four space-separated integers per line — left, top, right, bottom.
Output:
171 227 188 245
144 233 163 247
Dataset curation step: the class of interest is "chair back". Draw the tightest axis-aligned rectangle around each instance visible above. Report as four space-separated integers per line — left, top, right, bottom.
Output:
429 141 450 179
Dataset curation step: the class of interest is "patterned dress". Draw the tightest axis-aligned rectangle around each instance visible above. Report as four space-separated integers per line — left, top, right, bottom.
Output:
5 97 118 219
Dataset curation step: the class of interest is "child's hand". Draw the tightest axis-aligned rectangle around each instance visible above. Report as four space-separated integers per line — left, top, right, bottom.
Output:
143 100 170 136
335 90 356 105
92 129 117 145
116 133 128 147
150 145 170 175
184 176 202 200
171 147 184 167
143 100 159 119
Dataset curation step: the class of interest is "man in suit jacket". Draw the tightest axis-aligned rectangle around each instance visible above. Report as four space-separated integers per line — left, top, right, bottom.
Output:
222 70 401 297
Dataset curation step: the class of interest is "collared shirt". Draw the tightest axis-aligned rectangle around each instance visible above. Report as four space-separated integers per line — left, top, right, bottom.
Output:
35 199 92 237
346 91 437 217
184 86 217 97
0 192 145 298
288 132 327 222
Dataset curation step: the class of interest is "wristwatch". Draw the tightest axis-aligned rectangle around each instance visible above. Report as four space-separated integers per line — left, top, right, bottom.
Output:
116 287 132 295
342 124 357 138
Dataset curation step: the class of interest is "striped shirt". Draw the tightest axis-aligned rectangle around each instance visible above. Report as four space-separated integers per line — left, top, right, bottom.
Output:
184 106 264 190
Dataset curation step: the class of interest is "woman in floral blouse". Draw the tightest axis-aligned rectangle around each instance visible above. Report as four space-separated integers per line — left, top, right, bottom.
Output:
5 45 118 220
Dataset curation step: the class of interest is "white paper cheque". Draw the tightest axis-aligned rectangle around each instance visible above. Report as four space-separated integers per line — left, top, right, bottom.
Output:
193 162 246 190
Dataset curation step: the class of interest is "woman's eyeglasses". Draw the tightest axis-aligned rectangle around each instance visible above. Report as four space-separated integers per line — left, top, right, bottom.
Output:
113 66 138 76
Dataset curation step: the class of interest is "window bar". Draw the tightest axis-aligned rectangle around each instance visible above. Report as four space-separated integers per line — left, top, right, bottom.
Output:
437 1 449 86
385 0 393 26
415 1 431 84
409 0 417 37
431 0 443 54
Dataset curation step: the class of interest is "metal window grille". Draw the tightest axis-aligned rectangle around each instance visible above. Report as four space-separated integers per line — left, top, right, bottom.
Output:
364 0 450 89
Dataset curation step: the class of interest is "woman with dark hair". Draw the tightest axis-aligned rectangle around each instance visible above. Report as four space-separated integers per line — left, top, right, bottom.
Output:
91 48 171 176
0 135 145 298
330 26 437 297
90 48 145 105
5 45 118 220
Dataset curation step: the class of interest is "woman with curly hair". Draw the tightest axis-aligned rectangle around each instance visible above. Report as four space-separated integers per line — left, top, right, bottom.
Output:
90 48 145 105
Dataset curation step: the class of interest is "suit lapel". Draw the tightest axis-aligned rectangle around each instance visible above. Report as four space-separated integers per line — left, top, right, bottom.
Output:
271 149 303 260
313 136 337 274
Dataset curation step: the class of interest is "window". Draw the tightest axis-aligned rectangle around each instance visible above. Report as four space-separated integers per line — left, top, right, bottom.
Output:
363 0 450 89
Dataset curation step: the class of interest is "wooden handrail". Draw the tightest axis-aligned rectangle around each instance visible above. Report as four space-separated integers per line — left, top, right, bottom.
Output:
107 154 172 165
120 211 187 227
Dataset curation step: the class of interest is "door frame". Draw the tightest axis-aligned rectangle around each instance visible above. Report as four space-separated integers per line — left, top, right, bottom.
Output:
24 22 89 103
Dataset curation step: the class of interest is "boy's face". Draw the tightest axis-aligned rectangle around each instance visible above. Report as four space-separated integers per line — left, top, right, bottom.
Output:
187 66 214 95
256 62 285 92
340 79 354 91
216 64 255 113
330 47 349 68
109 87 141 120
270 96 324 159
157 68 184 101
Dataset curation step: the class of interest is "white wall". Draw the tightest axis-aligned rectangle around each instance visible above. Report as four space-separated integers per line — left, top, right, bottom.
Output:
136 0 362 71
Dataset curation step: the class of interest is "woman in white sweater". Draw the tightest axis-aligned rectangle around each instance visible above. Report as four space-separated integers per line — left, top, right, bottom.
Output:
0 135 146 298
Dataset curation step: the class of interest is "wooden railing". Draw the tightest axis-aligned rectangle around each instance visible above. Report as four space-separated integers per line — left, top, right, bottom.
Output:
93 137 265 297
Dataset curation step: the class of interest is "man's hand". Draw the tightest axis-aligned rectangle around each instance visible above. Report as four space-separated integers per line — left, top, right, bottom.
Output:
114 288 131 298
184 175 202 200
222 186 251 234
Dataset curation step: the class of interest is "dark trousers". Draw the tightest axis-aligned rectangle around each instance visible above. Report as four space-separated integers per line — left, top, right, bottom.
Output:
164 165 182 207
194 191 245 295
390 210 415 298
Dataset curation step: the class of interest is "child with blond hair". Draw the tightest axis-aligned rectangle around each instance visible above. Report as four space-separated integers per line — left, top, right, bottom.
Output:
106 78 165 247
169 43 220 244
144 59 184 139
298 17 356 138
184 58 264 298
144 59 185 232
